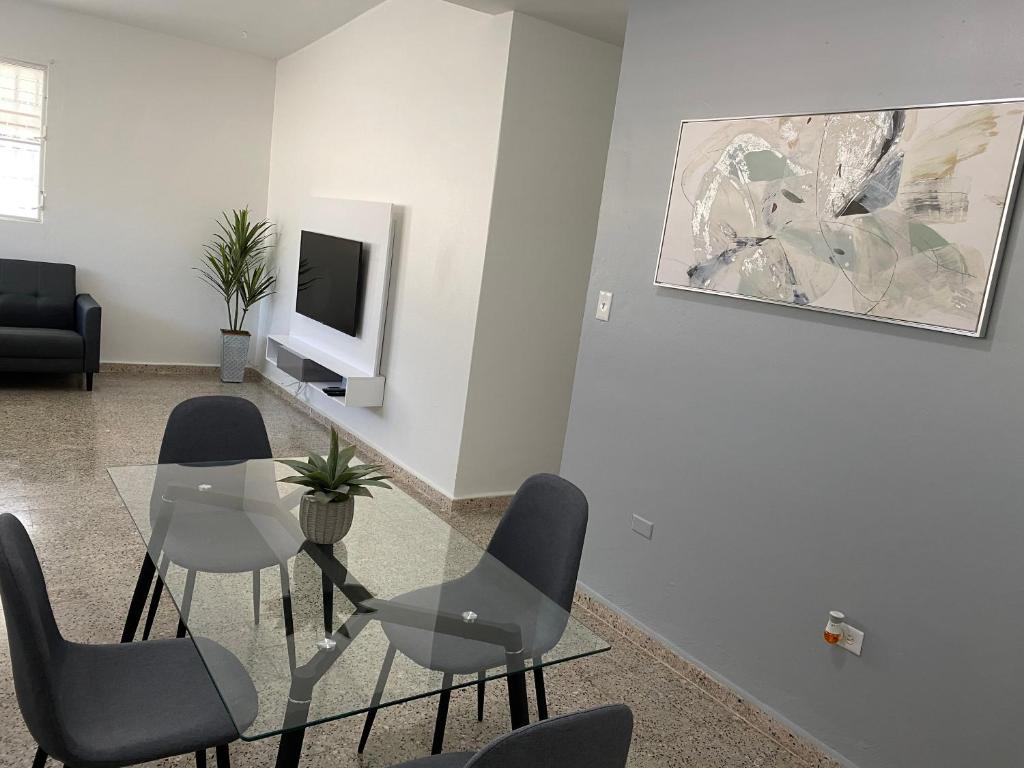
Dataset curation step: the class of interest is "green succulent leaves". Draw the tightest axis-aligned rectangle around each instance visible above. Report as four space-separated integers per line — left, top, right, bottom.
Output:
277 427 392 505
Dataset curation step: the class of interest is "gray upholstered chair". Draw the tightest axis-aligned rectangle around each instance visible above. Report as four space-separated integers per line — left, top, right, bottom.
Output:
360 474 589 756
390 705 633 768
133 396 299 652
0 258 101 390
0 513 258 768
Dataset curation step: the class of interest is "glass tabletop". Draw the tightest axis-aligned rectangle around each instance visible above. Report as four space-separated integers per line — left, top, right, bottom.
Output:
107 459 609 741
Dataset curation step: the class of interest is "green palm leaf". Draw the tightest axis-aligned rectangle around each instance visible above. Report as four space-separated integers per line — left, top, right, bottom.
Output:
196 207 277 331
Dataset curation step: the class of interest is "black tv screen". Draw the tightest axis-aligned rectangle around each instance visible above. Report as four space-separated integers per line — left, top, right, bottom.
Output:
295 231 364 337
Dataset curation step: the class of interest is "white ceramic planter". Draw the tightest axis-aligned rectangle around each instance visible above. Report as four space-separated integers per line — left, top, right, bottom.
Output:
299 495 354 544
220 330 250 383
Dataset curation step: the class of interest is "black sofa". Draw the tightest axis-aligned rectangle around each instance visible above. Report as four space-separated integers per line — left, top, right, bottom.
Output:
0 258 101 390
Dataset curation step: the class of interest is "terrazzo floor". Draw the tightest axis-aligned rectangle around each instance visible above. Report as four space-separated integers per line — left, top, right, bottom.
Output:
0 371 806 768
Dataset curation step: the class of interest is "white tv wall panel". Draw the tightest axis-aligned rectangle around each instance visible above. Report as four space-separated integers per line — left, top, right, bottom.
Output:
288 197 395 377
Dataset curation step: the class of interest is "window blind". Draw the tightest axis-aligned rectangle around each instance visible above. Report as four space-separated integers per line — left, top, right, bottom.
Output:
0 59 47 221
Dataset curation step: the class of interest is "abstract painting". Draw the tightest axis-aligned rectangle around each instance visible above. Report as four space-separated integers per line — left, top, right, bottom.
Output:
655 101 1024 336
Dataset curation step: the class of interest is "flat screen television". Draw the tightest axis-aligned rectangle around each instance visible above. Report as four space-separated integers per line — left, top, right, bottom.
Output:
295 230 364 337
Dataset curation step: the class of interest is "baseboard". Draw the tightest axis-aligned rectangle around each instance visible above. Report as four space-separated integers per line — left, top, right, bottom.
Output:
571 587 848 768
99 362 260 381
450 494 515 515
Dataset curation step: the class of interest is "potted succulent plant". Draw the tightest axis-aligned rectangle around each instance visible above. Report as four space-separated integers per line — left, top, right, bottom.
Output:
278 428 393 544
195 208 276 383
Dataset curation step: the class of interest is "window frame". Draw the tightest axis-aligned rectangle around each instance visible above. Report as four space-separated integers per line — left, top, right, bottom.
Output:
0 56 49 224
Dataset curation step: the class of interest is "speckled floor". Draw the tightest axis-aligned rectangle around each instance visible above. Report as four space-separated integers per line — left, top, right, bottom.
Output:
0 371 804 768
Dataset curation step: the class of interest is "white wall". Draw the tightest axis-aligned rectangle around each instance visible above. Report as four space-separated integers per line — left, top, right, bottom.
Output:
260 0 514 495
454 14 621 498
0 0 275 365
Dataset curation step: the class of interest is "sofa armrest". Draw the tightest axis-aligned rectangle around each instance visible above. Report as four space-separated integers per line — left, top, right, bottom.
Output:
75 293 102 373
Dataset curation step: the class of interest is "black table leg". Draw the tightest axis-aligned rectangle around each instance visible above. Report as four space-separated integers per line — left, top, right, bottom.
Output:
141 575 164 641
431 673 454 754
275 667 315 768
506 670 530 729
279 564 297 671
321 544 334 635
275 729 306 768
504 648 529 730
273 586 375 768
120 555 155 643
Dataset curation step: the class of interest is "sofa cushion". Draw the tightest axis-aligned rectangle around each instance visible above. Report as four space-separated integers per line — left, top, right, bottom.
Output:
0 327 83 359
0 259 76 330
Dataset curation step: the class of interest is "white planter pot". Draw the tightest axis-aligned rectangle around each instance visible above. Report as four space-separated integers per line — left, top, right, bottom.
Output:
220 330 250 383
299 495 354 544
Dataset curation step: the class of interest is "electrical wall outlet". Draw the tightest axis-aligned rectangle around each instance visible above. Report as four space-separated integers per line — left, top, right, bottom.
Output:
840 623 864 656
596 291 613 321
631 514 654 539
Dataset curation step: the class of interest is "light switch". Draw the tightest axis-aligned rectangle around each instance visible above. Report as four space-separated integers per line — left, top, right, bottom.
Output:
631 514 654 539
596 291 613 321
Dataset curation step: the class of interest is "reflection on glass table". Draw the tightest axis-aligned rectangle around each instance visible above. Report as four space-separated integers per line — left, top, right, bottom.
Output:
107 460 610 768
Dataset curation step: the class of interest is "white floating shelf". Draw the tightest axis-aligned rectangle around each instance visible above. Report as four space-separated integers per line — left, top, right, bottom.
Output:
266 334 385 408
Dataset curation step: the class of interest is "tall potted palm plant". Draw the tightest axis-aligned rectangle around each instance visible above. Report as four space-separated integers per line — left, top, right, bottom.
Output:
196 209 277 382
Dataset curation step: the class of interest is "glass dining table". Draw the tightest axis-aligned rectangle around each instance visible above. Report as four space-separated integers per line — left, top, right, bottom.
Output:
107 459 609 768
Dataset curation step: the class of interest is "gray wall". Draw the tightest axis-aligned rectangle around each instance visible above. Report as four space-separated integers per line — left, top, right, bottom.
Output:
560 2 1024 767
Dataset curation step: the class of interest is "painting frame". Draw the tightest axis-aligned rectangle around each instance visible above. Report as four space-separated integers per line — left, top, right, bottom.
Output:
653 98 1024 338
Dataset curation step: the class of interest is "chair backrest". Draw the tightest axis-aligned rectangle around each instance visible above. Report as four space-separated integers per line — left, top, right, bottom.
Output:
0 514 69 757
0 258 77 329
485 474 588 611
158 396 272 465
466 704 632 768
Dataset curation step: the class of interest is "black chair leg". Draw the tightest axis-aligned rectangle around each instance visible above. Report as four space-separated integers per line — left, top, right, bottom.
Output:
477 672 486 721
85 372 93 391
431 673 454 755
215 745 230 768
32 747 47 768
252 570 261 625
176 569 196 639
358 644 397 753
533 660 548 720
194 750 207 768
141 576 164 641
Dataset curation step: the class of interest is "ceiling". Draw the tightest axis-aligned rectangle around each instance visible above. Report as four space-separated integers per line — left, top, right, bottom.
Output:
448 0 628 46
26 0 385 59
26 0 628 59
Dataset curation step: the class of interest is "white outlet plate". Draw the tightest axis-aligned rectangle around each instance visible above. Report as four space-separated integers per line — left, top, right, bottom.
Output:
839 623 864 656
596 291 613 321
631 514 654 539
